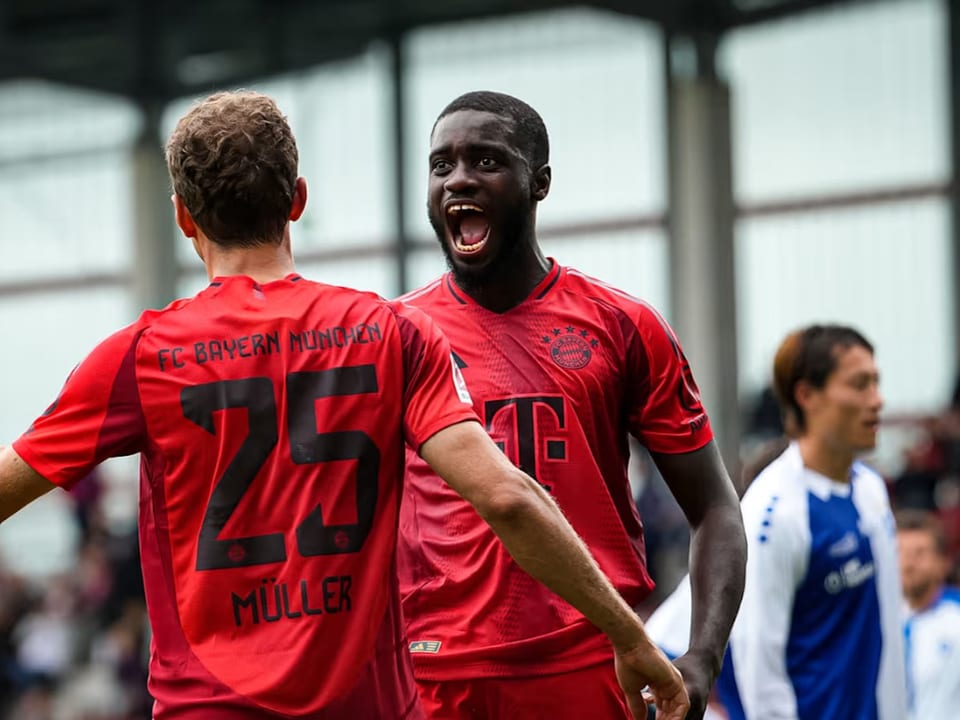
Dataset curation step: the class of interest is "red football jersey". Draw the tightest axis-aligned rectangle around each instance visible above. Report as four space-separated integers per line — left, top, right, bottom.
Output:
398 261 712 680
14 274 478 719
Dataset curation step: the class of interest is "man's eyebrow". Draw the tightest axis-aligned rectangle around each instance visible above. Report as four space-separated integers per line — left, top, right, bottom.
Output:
430 140 512 155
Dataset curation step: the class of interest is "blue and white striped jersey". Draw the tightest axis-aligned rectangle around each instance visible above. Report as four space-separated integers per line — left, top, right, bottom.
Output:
717 443 906 720
905 587 960 720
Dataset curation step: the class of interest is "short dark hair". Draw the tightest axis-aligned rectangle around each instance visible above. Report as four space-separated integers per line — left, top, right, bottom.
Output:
772 324 874 433
165 90 299 247
434 90 549 169
896 509 948 556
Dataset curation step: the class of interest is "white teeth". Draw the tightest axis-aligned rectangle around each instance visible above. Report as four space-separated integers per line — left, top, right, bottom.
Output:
454 238 485 253
446 203 483 216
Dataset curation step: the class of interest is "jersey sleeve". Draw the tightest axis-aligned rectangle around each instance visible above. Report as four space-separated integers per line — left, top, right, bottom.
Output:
391 302 479 451
623 303 712 454
12 323 146 489
729 486 807 719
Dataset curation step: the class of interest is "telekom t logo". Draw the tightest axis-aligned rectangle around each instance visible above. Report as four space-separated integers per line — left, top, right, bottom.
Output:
483 395 566 491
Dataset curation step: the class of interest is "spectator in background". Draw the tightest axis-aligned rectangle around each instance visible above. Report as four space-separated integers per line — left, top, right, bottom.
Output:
66 469 104 544
0 559 30 716
745 386 784 441
714 325 906 719
897 509 960 720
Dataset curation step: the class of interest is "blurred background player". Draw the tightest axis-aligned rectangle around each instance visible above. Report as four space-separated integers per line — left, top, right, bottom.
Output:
0 91 690 720
896 509 960 720
715 324 906 719
397 90 745 720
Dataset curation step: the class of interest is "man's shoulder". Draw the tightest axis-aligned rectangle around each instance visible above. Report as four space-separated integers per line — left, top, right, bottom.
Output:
740 451 807 532
744 448 794 494
939 587 960 608
852 460 885 485
919 588 960 637
559 266 670 330
561 266 645 308
398 276 447 309
136 295 195 325
290 276 394 311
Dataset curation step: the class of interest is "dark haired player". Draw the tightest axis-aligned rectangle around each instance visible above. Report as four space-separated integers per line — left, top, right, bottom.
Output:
717 324 906 719
398 90 746 719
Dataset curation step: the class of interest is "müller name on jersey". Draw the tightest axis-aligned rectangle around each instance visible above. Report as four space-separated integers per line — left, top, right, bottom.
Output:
231 574 353 628
156 323 383 371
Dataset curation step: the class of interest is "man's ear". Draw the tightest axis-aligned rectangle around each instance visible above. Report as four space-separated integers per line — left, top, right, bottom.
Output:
532 164 551 202
289 177 308 221
172 194 197 239
794 380 819 415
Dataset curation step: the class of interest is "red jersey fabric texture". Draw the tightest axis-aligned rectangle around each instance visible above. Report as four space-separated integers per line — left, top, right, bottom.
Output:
416 659 631 719
398 261 713 681
14 274 477 719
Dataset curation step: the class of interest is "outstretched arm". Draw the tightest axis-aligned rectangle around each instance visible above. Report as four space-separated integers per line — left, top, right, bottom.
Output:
421 421 689 720
652 440 746 718
0 445 56 523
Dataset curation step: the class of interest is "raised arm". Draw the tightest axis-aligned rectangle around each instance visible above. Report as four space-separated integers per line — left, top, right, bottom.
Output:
652 440 746 717
421 420 689 720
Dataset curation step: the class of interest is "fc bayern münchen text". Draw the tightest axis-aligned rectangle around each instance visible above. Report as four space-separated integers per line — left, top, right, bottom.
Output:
156 324 382 371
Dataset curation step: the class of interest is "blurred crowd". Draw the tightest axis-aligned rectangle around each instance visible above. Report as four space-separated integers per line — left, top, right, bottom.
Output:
0 471 150 720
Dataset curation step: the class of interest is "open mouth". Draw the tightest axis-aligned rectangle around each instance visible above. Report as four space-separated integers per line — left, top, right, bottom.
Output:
446 202 490 255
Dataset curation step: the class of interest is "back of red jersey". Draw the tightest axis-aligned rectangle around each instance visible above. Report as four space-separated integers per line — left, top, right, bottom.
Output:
15 274 477 718
398 263 712 680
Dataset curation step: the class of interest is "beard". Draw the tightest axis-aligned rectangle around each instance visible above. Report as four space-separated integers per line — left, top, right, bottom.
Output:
904 576 937 604
427 202 534 295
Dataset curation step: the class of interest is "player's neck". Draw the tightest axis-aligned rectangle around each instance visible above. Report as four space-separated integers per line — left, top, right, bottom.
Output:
458 244 551 313
204 238 296 284
797 436 854 483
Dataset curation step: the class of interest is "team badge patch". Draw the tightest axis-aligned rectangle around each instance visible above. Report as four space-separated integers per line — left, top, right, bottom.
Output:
542 326 597 369
409 640 442 654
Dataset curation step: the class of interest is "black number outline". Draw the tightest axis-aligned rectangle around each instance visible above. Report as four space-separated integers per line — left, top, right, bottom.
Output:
181 366 380 571
288 366 380 556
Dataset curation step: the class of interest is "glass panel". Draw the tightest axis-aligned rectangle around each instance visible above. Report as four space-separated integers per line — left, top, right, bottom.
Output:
736 198 952 414
0 81 139 281
723 0 948 201
0 153 134 281
406 246 448 293
0 80 140 160
0 287 133 577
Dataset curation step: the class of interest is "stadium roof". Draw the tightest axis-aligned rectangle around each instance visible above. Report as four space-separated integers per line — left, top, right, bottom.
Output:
0 0 871 103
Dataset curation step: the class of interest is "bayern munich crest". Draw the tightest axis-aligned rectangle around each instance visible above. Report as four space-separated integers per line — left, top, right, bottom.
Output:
542 326 597 369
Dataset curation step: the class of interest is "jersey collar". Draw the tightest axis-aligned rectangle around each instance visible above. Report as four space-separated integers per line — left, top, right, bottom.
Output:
785 442 854 500
208 273 303 289
444 259 564 309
